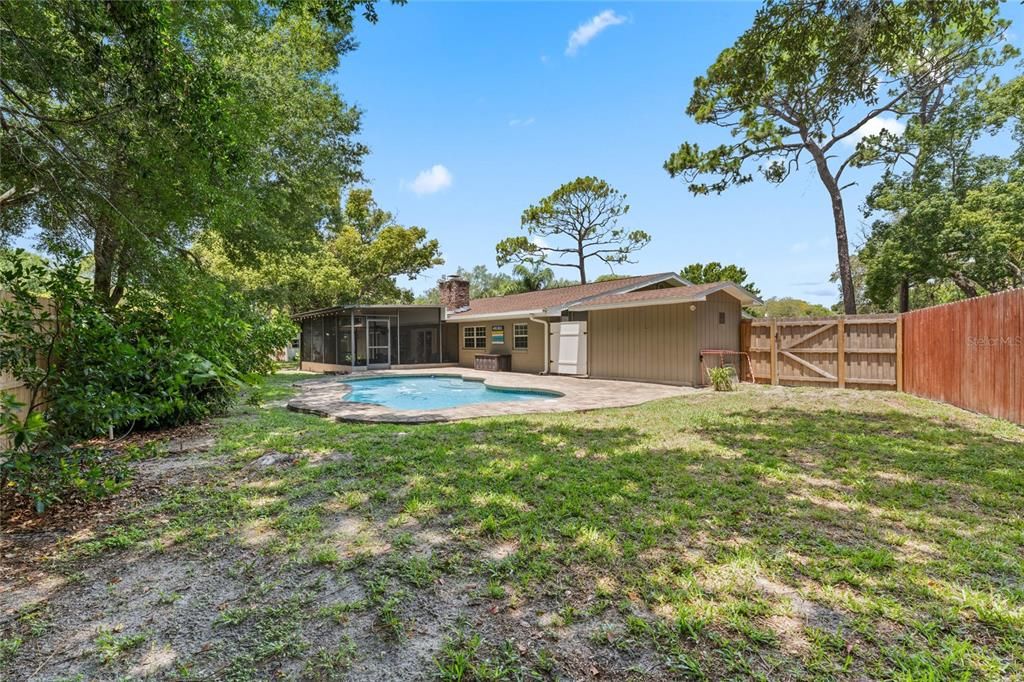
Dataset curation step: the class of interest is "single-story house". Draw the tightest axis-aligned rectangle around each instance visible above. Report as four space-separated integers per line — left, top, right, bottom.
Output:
292 272 761 385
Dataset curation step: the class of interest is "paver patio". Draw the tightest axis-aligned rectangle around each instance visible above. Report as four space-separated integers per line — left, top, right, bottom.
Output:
286 368 696 422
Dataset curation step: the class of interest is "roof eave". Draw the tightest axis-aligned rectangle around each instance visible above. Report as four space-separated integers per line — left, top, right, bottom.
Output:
446 309 549 322
291 303 444 321
569 297 707 312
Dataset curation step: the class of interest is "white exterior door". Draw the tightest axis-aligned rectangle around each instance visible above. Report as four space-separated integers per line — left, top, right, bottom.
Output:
551 321 587 375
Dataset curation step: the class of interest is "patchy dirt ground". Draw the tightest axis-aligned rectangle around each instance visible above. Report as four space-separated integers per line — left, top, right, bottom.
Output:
2 375 1023 680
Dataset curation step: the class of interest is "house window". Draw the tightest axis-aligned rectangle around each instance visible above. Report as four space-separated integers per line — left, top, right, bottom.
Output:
513 323 529 350
463 326 487 349
718 312 726 324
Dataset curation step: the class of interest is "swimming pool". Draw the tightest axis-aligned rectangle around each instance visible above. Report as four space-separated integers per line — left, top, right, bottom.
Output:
341 375 560 411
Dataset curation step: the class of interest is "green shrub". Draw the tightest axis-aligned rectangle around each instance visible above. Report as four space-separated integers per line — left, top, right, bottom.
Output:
0 251 296 511
706 366 735 392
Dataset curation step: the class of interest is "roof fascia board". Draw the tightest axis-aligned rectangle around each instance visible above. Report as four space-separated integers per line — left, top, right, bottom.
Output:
446 310 548 322
571 297 707 312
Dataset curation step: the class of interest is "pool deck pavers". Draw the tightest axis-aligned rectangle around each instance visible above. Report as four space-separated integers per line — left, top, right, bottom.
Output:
286 368 698 423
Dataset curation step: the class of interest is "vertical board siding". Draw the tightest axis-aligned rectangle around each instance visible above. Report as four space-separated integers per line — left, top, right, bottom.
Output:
588 302 702 384
697 292 742 353
903 289 1023 425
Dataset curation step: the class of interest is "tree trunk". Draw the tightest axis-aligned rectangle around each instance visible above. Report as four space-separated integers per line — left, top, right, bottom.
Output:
950 272 979 298
93 218 118 307
577 250 587 285
109 244 130 307
808 147 857 314
898 278 910 312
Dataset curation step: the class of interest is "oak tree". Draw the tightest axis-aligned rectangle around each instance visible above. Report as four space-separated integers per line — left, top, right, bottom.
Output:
0 1 392 306
859 77 1023 308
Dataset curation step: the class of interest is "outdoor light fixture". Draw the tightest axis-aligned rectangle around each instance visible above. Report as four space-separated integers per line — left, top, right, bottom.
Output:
689 304 697 311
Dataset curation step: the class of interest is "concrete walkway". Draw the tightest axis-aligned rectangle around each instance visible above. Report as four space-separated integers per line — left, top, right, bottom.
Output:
286 368 698 423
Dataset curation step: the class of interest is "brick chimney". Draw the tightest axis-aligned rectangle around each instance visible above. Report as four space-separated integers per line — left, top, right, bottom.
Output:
439 275 470 313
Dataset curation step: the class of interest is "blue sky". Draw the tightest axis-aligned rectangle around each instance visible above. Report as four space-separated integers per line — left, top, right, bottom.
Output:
338 1 1023 305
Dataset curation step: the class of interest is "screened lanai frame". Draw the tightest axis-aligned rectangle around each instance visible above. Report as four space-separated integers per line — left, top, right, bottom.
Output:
295 305 453 370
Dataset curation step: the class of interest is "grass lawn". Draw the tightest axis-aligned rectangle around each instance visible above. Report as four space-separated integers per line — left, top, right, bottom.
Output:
2 371 1023 680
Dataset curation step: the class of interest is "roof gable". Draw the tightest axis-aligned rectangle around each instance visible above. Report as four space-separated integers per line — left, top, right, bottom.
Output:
567 282 762 311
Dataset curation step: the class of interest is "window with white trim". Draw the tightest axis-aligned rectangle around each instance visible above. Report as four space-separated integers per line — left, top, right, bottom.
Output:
463 326 487 349
513 323 529 350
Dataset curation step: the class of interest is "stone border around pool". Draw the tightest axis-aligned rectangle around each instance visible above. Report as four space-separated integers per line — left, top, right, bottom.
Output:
285 367 698 423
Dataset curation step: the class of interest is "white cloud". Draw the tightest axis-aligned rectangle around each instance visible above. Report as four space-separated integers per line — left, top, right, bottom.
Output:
407 164 453 195
509 117 536 128
565 10 626 56
843 116 906 147
790 241 809 254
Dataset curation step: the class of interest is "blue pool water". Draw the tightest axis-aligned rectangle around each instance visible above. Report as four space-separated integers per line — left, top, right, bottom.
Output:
342 375 559 410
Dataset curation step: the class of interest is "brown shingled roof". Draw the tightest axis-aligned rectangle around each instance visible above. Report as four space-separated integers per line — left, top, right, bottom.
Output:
569 282 726 309
445 273 678 319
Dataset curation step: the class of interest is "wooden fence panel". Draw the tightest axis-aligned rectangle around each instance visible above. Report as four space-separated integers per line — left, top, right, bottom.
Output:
902 289 1023 425
0 377 40 442
0 294 53 448
740 320 772 384
742 315 898 390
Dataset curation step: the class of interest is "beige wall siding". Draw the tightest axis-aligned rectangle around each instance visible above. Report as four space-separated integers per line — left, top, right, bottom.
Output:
456 318 549 374
588 303 699 384
696 291 742 353
588 294 742 385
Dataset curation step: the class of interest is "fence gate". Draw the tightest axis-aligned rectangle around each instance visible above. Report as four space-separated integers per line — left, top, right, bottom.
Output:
742 316 899 390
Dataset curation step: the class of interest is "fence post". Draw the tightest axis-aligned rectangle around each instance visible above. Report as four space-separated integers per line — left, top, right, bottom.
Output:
769 319 778 385
896 314 904 392
837 318 846 389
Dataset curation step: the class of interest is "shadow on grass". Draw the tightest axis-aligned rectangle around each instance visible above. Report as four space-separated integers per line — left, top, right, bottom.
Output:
15 397 1022 681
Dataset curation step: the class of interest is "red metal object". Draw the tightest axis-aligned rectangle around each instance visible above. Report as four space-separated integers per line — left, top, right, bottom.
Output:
699 349 754 384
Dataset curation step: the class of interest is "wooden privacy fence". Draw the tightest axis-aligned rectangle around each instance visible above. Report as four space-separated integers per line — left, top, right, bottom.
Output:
739 289 1024 425
0 294 53 448
902 288 1022 425
0 373 39 449
741 315 900 390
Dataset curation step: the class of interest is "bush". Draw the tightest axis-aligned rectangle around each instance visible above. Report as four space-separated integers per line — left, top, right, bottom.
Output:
0 251 296 511
706 366 736 392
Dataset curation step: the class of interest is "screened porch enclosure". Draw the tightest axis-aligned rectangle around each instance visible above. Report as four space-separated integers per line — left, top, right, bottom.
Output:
298 305 452 369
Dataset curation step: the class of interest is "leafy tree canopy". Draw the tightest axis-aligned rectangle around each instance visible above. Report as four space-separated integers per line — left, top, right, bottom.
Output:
0 0 398 305
199 189 442 313
859 76 1024 308
681 262 761 298
752 297 833 318
664 0 1012 313
416 264 577 303
496 176 650 285
511 263 556 292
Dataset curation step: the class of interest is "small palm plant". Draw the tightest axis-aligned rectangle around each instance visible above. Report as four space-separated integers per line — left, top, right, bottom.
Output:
706 366 735 392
